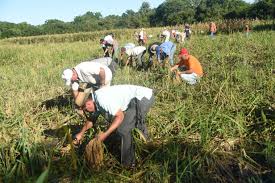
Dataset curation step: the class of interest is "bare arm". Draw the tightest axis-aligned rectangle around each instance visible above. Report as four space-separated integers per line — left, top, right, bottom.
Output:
170 64 179 72
125 57 131 66
73 90 79 99
178 68 194 75
74 120 93 142
97 109 124 141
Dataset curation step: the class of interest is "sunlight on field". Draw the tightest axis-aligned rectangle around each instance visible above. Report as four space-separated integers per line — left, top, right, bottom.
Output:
0 29 274 182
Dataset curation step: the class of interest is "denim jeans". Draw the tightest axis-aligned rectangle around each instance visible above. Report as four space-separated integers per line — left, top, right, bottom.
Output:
169 44 176 66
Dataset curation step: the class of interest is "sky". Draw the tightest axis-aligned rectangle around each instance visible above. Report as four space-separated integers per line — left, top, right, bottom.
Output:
0 0 255 26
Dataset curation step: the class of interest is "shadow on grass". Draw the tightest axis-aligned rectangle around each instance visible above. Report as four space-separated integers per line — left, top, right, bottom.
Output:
247 104 275 135
43 124 82 139
1 135 274 182
137 139 274 183
40 92 73 110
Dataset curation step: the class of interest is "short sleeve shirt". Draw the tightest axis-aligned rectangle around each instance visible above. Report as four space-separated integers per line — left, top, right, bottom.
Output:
126 46 146 57
94 85 153 116
178 55 203 76
104 35 114 45
91 57 112 67
72 62 112 91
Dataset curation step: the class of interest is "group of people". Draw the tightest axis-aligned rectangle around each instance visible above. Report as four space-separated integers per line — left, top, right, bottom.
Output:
99 29 203 84
60 20 255 168
161 24 192 43
61 24 206 168
62 57 154 167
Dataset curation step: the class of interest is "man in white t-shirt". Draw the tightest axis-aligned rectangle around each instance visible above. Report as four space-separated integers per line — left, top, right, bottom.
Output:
74 85 154 167
61 61 112 106
121 46 146 69
138 28 147 46
100 33 119 58
161 29 171 42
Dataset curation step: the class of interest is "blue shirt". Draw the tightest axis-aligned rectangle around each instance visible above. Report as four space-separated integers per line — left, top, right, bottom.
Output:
156 41 174 59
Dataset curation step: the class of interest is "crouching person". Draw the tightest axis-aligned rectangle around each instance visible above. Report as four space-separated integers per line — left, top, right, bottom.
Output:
147 42 161 68
61 61 113 111
171 48 203 85
121 46 146 70
156 41 176 67
74 85 154 167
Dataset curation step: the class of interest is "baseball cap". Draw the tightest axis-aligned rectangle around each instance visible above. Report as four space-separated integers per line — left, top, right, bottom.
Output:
62 69 73 86
178 48 189 56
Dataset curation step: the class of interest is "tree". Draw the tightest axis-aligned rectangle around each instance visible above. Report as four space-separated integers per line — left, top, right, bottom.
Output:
73 11 103 31
137 1 154 27
248 0 273 19
152 0 196 26
42 19 72 34
224 0 250 19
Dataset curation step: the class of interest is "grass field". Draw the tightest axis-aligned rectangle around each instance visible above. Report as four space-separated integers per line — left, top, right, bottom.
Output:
0 28 274 182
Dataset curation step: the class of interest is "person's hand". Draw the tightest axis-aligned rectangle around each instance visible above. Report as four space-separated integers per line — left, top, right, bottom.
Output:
96 132 108 142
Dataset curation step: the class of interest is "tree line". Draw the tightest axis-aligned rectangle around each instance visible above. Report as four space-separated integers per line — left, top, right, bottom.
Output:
0 0 274 39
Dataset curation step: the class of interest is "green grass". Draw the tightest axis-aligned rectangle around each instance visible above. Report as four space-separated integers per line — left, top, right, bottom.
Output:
0 30 274 182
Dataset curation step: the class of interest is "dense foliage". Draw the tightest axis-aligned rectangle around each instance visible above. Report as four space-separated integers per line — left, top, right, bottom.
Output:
1 0 275 39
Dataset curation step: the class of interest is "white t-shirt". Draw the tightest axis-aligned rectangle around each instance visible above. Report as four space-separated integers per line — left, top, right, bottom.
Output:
124 43 135 51
94 85 153 116
139 30 144 40
104 35 114 45
91 57 112 67
72 62 112 91
125 46 146 57
162 30 170 37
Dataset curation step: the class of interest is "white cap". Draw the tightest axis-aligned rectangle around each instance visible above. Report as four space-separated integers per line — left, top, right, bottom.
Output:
61 69 73 86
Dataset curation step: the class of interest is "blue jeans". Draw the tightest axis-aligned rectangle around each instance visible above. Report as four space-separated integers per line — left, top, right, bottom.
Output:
210 32 215 39
169 44 176 66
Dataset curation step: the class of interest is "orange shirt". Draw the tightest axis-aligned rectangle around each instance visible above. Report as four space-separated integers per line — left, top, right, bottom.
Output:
178 55 203 76
210 23 217 33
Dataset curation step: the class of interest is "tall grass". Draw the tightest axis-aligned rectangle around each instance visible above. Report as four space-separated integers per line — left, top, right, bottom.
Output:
0 28 274 182
1 19 273 45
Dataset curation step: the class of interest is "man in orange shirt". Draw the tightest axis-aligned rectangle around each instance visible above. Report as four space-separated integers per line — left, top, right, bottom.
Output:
209 22 217 38
171 48 203 85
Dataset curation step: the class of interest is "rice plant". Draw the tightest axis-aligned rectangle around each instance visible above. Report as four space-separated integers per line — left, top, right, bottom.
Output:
0 24 274 182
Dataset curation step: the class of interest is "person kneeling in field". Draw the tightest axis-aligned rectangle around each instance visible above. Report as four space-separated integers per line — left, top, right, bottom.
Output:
74 85 154 167
170 48 203 85
61 61 112 107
